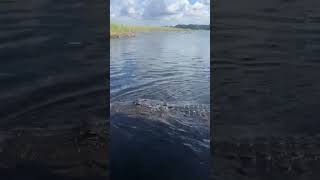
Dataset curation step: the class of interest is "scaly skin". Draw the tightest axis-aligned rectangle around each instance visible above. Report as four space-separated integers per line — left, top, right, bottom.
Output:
111 99 210 125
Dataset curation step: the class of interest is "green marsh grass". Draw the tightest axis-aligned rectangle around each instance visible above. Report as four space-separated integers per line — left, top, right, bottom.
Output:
110 23 184 38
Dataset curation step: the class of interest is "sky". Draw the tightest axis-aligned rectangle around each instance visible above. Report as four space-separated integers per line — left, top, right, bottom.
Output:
110 0 210 26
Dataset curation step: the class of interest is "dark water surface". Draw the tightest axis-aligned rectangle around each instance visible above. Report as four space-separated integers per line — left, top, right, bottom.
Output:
0 0 108 179
212 0 320 179
111 31 210 179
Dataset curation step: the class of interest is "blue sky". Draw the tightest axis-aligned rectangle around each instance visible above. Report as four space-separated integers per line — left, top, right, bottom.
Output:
111 0 210 26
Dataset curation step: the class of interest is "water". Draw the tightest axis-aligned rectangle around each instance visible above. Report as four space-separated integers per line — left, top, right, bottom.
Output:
111 31 210 103
110 31 210 179
0 0 108 179
212 0 320 179
213 0 320 139
0 0 107 127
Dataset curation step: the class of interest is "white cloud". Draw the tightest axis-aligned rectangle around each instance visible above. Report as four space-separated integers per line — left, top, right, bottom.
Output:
111 0 143 18
185 1 209 17
166 0 189 13
199 0 210 5
110 0 210 25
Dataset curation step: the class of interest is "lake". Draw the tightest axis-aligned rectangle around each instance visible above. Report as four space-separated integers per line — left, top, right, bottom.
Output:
110 31 210 180
111 31 210 103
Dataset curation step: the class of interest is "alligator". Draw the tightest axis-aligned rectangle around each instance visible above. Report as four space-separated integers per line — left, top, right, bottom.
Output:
111 99 211 153
111 98 210 127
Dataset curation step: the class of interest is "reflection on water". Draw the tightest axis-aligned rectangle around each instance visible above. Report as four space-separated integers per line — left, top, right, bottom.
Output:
110 31 210 179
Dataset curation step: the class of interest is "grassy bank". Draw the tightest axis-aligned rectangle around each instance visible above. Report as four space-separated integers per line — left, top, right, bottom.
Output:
110 23 184 38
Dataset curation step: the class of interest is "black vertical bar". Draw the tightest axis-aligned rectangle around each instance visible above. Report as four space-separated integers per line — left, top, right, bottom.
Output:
212 0 320 179
0 0 109 179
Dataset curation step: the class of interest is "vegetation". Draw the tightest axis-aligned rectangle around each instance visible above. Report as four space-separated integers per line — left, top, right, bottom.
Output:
174 24 210 30
110 23 184 38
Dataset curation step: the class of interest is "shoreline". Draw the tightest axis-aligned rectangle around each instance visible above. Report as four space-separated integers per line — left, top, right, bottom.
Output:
110 23 187 39
110 29 189 39
110 32 135 39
